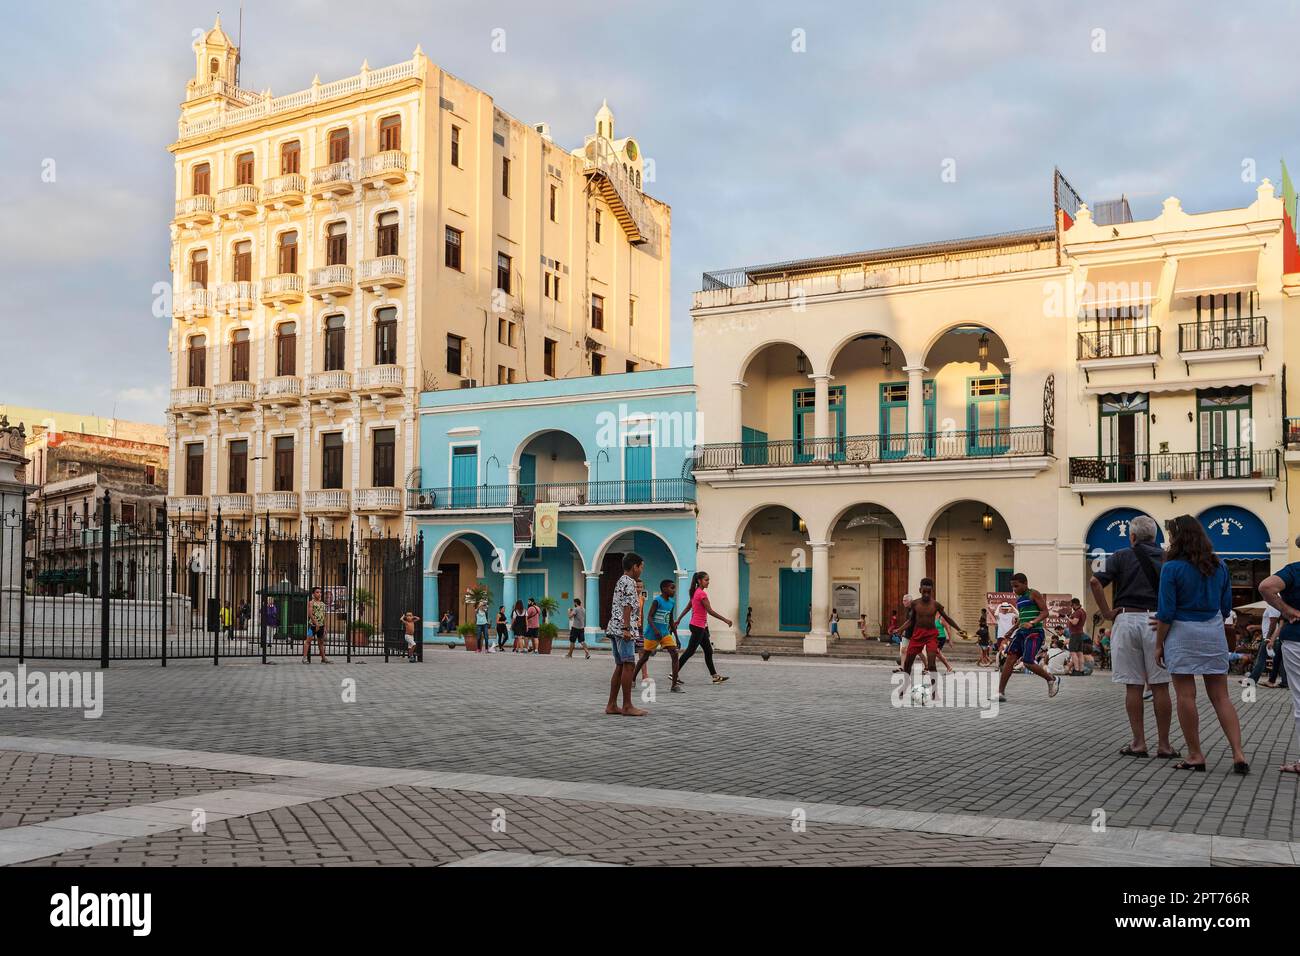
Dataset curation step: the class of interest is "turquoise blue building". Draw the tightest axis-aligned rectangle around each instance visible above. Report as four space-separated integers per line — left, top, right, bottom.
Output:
411 368 697 645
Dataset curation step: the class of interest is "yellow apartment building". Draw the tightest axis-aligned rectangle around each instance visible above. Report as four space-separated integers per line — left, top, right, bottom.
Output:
165 19 671 543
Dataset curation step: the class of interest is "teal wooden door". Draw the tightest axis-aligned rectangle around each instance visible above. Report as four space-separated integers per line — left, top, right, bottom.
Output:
740 426 769 466
793 387 845 462
451 446 477 507
518 453 536 504
624 438 652 503
778 568 812 632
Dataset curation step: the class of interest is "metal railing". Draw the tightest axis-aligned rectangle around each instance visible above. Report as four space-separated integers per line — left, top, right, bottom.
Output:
1068 449 1278 484
692 426 1053 470
1178 316 1267 352
1077 326 1161 360
1286 418 1300 450
406 478 696 511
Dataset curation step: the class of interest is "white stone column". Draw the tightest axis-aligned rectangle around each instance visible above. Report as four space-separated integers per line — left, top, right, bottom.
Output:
805 540 832 655
1056 544 1089 603
1009 538 1059 591
810 372 832 461
903 364 927 457
698 542 740 651
904 538 929 595
1268 540 1291 573
731 381 747 443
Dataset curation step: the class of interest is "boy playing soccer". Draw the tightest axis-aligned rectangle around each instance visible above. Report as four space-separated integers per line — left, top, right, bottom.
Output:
634 579 682 692
995 573 1062 702
901 578 964 700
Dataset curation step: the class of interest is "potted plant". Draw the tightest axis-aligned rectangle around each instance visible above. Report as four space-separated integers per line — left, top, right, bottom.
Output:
350 588 376 645
538 595 559 623
458 621 478 651
536 621 559 655
348 619 375 646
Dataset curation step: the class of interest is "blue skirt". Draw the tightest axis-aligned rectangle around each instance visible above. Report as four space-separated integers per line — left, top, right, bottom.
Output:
1164 615 1229 676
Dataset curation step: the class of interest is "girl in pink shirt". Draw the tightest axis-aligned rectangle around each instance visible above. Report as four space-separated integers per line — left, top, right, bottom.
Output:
675 572 731 683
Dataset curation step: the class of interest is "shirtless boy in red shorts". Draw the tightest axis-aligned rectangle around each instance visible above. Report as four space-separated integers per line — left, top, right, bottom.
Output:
902 578 965 700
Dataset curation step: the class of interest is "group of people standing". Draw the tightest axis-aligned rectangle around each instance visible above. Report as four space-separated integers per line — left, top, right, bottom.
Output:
1088 513 1300 776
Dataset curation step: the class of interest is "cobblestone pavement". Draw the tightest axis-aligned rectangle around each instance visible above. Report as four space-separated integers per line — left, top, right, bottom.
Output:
0 750 281 829
16 784 1053 867
0 650 1297 845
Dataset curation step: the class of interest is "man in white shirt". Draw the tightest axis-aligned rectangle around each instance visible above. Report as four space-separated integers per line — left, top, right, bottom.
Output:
1248 604 1283 685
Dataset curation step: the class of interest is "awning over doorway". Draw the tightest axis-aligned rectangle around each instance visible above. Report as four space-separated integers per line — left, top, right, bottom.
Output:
1197 505 1269 559
1172 251 1260 299
1085 507 1164 556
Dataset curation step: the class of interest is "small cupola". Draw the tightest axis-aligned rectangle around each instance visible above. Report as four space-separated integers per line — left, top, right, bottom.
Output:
193 15 240 88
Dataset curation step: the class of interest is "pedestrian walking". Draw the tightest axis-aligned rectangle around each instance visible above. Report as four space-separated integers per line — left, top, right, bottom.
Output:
1258 540 1300 775
676 571 730 684
495 606 508 651
304 586 331 663
1152 515 1247 773
525 598 541 653
566 599 590 659
634 579 682 691
261 596 279 649
1089 514 1176 759
474 601 489 652
510 600 527 651
1066 597 1088 675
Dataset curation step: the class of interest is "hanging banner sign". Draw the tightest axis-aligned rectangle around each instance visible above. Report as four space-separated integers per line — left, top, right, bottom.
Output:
512 505 534 545
534 502 559 548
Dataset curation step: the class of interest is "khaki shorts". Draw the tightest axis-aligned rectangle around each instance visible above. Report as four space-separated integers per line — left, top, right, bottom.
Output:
1110 611 1170 686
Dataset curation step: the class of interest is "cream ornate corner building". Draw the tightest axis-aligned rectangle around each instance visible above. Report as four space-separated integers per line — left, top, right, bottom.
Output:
1062 182 1289 604
691 230 1066 654
166 20 671 540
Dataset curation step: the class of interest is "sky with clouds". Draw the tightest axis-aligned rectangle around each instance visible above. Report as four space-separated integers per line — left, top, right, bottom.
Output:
1 0 1297 424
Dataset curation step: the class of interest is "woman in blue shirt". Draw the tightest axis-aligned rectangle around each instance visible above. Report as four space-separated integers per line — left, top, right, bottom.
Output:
1153 515 1248 774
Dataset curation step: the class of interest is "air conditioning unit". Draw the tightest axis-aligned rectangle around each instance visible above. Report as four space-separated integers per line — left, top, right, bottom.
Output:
459 378 478 389
413 491 435 509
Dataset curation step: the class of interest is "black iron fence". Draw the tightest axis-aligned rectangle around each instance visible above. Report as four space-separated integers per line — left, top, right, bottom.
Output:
406 478 695 512
1068 449 1279 484
692 425 1053 470
0 491 423 666
1077 326 1161 360
1286 417 1300 449
1177 316 1267 352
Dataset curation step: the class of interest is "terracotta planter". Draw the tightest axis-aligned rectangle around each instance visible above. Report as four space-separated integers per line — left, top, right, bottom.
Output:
462 632 479 651
350 630 371 646
536 634 554 655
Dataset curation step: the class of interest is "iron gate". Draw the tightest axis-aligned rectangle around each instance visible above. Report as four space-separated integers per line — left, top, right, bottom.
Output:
0 491 423 666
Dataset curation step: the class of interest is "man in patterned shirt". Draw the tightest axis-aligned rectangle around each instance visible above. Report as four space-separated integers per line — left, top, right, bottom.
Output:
605 552 648 716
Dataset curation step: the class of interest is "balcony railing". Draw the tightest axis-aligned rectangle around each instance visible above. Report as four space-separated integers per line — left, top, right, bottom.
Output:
354 487 403 512
212 381 255 406
167 495 209 515
1077 327 1161 361
693 426 1054 470
257 376 302 401
306 370 352 396
179 288 213 318
174 195 215 220
261 273 304 302
262 173 306 204
215 280 258 312
210 494 254 517
170 386 212 410
1178 317 1267 352
360 150 408 183
215 184 259 213
305 489 351 513
308 264 354 296
1068 449 1278 484
406 479 696 511
310 158 357 192
356 364 403 392
358 256 406 287
254 491 300 515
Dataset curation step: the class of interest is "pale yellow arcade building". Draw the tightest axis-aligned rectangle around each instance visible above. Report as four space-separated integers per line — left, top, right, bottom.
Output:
692 180 1292 653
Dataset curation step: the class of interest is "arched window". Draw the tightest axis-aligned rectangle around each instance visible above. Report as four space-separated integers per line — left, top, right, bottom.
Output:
326 221 348 266
192 162 210 196
277 231 298 274
209 58 220 77
323 315 346 371
189 249 209 289
235 151 254 186
275 322 296 377
230 329 250 382
376 211 399 257
187 335 207 388
280 140 301 175
374 307 397 366
231 240 252 282
379 115 401 152
328 128 349 164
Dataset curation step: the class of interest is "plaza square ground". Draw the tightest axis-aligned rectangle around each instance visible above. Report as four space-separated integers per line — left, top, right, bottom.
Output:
0 649 1297 866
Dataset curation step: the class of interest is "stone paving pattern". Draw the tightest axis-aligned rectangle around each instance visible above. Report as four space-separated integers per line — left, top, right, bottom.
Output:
0 651 1296 841
0 750 280 829
17 785 1053 867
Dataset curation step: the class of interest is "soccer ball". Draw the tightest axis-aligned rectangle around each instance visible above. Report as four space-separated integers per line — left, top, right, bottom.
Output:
909 683 930 706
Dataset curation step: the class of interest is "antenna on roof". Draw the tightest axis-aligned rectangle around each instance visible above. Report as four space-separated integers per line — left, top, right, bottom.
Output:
236 3 243 85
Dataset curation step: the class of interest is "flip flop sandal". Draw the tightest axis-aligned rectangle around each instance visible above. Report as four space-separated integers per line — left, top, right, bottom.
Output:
1118 745 1150 758
1280 764 1300 774
1155 750 1182 759
1233 762 1250 775
1172 761 1206 772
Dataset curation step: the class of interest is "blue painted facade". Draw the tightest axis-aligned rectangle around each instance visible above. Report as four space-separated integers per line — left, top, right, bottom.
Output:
414 368 697 645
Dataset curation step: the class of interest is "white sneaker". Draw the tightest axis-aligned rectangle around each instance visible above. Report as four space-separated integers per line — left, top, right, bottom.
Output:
1048 677 1061 698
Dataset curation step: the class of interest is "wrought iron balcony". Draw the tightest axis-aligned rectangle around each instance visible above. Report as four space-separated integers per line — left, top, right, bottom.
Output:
1077 327 1160 361
692 426 1054 470
406 478 696 512
1178 316 1267 353
1068 449 1278 484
